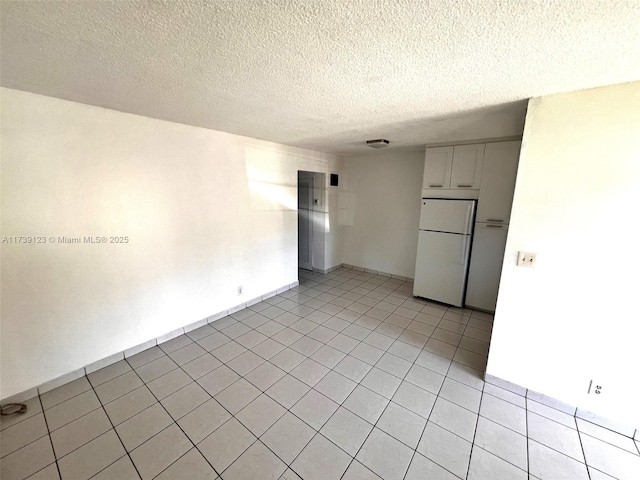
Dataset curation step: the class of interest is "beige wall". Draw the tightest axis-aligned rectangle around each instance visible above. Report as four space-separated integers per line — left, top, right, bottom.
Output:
340 149 424 278
0 88 338 399
488 81 640 426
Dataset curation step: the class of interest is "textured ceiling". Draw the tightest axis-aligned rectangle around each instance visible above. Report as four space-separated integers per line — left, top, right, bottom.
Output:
1 0 639 154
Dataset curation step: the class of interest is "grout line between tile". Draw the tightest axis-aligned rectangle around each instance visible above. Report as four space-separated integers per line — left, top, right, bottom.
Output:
401 347 457 479
12 269 536 480
528 437 590 470
202 273 423 477
574 413 593 480
576 416 639 442
123 353 224 478
464 382 484 480
577 425 640 457
35 394 62 480
85 370 144 479
527 396 639 447
525 393 531 476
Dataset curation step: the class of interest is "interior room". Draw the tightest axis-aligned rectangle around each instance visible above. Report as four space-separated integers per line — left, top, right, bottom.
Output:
1 1 639 479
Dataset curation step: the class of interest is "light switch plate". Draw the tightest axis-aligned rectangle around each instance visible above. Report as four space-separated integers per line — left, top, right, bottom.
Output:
517 252 536 267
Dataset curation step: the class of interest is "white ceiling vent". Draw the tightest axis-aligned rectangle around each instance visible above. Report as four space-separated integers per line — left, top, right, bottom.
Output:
366 139 390 148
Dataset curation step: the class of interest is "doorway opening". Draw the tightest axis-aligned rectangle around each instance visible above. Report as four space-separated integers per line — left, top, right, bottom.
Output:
298 170 327 273
298 171 314 271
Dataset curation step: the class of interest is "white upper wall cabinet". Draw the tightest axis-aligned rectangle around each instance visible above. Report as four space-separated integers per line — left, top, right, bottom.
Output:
422 146 453 189
420 140 521 312
450 144 485 189
423 144 484 190
475 141 521 223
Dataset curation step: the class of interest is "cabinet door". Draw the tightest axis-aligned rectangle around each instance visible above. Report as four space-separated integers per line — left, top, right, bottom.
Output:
465 223 508 312
423 146 453 189
451 144 485 189
476 141 521 223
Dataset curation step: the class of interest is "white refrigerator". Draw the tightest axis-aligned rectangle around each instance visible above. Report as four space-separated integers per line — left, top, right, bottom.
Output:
413 199 476 307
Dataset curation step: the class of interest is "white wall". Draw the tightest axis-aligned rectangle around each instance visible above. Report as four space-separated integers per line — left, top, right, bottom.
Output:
311 171 327 271
0 88 338 399
340 149 423 278
325 160 344 270
488 81 640 426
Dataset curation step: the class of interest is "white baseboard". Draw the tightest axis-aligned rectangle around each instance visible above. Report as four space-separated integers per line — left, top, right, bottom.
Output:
340 263 414 281
38 368 87 395
85 352 125 375
0 281 299 405
485 373 638 439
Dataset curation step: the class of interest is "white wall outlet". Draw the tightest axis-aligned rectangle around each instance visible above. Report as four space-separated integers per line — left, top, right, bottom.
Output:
588 380 603 395
237 286 243 295
517 252 537 267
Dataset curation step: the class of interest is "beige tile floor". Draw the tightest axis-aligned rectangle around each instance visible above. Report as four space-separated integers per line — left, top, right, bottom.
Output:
1 267 639 479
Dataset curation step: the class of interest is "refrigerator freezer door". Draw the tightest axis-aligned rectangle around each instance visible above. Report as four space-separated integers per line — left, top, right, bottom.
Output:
419 199 475 234
413 230 471 307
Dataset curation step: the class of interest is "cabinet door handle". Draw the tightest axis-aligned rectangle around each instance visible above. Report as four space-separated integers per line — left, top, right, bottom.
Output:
428 184 443 187
457 184 473 188
487 219 504 223
486 224 504 228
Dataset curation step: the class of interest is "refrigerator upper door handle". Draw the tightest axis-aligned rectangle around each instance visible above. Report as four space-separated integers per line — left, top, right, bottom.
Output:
465 204 473 234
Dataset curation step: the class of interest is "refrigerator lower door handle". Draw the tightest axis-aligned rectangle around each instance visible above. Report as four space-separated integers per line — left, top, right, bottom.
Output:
460 235 470 265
